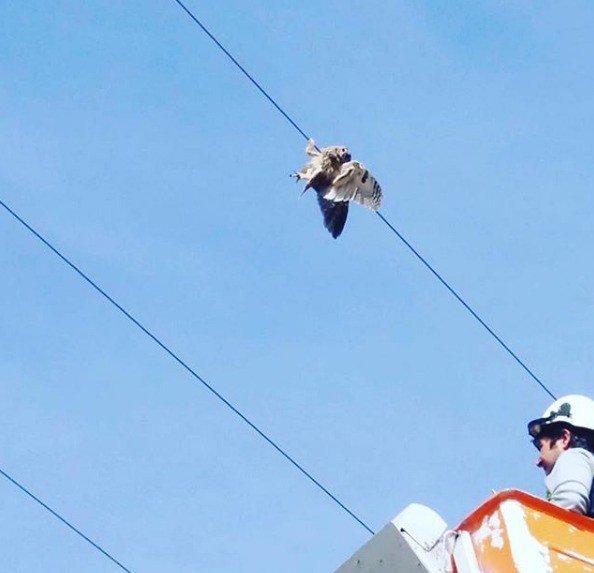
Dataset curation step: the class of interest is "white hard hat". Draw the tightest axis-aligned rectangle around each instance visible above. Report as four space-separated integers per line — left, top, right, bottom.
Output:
528 394 594 437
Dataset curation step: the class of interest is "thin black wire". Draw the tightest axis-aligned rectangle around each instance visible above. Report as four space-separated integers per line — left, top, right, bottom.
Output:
171 0 311 143
0 467 134 573
0 198 374 536
375 213 557 400
170 0 557 402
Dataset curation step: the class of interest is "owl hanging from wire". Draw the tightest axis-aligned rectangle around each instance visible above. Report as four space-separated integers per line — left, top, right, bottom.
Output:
292 139 382 238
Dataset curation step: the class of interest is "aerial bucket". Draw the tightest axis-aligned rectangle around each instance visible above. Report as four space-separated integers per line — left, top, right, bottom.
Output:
455 489 594 572
334 490 594 572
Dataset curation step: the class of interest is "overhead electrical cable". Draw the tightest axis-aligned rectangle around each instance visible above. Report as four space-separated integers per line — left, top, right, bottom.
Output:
0 197 374 536
375 213 556 400
169 0 557 401
171 0 312 142
0 467 134 573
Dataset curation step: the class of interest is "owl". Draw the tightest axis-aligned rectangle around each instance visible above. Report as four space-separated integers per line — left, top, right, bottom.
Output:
293 140 382 238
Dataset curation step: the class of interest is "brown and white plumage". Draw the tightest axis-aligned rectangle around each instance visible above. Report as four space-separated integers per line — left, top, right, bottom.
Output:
293 140 383 238
323 161 382 211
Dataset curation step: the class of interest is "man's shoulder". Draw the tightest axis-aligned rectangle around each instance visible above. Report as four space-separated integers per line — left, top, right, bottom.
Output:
560 447 594 468
546 447 594 495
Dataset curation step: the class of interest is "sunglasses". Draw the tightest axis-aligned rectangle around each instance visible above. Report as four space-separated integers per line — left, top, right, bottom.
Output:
531 436 555 451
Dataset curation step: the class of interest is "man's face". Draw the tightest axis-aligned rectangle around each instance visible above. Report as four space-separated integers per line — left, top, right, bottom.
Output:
534 432 569 475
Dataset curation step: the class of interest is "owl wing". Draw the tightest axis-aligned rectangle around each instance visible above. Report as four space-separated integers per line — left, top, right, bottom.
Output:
323 161 382 211
316 194 349 239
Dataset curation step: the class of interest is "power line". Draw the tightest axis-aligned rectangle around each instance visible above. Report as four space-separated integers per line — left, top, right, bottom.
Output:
0 467 134 573
0 197 374 536
375 213 556 400
171 0 311 143
170 0 557 401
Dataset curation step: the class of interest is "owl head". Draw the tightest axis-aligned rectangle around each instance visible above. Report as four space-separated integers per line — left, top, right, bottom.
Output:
325 146 351 163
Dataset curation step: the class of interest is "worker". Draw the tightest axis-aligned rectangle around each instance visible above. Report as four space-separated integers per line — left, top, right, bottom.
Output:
528 394 594 516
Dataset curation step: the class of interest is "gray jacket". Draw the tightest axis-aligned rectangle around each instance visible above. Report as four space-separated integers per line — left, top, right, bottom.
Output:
545 447 594 516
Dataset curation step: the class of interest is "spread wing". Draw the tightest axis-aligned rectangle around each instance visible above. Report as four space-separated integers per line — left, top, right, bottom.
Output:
316 194 349 239
322 161 382 211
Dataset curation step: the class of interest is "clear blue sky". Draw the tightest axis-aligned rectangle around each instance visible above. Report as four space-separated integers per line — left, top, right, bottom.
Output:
1 1 593 571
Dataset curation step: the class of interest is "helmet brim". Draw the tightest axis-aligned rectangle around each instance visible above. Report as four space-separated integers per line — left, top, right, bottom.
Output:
527 417 545 437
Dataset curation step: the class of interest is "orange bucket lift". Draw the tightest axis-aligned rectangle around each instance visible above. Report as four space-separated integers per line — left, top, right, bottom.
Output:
334 490 594 572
